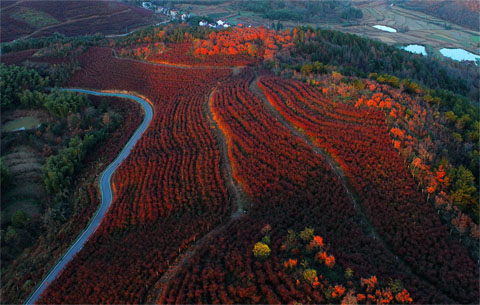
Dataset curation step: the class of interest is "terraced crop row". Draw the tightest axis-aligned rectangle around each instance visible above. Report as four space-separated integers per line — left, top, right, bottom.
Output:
37 47 233 304
258 75 479 304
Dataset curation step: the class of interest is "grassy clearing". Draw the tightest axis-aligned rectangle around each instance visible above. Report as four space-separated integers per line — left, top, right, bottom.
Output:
429 33 457 43
471 35 480 43
2 146 44 218
227 11 256 25
208 12 231 19
367 8 383 21
2 117 41 132
10 7 59 28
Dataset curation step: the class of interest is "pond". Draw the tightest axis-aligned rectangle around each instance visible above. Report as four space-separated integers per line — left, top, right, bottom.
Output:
2 116 41 132
372 25 397 33
439 48 480 65
401 44 427 56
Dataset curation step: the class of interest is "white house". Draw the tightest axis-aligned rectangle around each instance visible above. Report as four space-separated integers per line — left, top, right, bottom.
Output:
181 13 190 21
199 20 208 26
208 23 216 28
216 20 225 26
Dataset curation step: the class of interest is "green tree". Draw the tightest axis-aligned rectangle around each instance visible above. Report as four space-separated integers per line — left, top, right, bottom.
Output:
299 227 314 242
301 63 313 74
451 166 478 218
0 158 12 191
11 211 29 228
253 242 271 259
5 226 17 243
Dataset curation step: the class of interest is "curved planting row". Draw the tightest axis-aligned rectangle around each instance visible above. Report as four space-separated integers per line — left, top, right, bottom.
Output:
258 75 479 304
156 69 446 304
37 47 233 304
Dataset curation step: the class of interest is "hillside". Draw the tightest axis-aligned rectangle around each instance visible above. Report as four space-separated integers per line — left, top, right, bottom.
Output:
0 0 164 42
1 23 479 304
398 0 480 31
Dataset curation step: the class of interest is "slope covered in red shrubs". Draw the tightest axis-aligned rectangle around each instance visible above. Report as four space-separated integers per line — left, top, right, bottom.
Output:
37 47 232 303
27 40 478 304
258 75 479 303
155 70 455 304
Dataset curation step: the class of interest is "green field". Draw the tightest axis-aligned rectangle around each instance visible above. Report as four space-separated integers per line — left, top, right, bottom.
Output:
10 7 59 28
207 12 231 19
2 117 41 132
471 35 480 43
429 33 457 43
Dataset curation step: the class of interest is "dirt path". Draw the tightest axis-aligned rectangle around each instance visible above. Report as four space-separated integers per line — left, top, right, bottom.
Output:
248 73 457 303
111 48 245 70
249 74 376 237
1 0 25 11
147 86 247 303
20 8 132 40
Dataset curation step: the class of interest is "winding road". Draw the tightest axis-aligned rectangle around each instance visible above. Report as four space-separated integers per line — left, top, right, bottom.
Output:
24 89 153 305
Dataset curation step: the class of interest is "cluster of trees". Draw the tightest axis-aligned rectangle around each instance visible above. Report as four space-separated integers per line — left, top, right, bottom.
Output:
1 33 102 55
0 158 11 191
1 64 47 109
281 67 479 257
1 64 85 115
273 27 479 102
290 60 479 237
365 75 479 221
352 77 479 255
113 24 257 66
234 0 361 22
114 25 296 66
274 227 412 304
112 23 478 101
259 75 479 303
192 27 294 61
113 23 210 47
44 133 104 195
341 7 363 20
38 46 234 303
153 0 226 7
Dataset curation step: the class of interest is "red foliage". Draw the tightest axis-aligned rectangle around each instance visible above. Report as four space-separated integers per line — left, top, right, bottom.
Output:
191 27 294 61
150 42 256 67
156 70 451 304
258 75 479 304
37 47 232 304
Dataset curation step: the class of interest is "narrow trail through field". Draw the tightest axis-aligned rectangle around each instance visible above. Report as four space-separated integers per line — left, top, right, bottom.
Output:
20 9 132 40
110 48 245 70
248 73 457 303
1 0 26 10
148 85 247 303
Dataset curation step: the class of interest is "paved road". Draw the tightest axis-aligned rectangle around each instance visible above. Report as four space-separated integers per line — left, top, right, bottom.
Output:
24 89 153 305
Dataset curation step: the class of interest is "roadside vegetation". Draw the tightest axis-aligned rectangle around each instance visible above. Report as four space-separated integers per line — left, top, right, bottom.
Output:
0 61 143 304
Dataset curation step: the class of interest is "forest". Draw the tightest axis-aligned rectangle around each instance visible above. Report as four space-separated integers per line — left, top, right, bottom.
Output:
0 21 478 305
234 0 362 22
